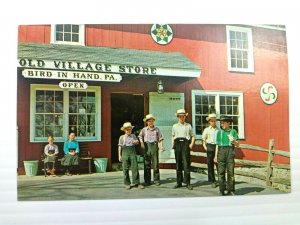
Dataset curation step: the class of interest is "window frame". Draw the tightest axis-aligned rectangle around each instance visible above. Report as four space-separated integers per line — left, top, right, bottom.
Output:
30 84 101 142
226 25 254 73
191 90 245 140
51 24 85 46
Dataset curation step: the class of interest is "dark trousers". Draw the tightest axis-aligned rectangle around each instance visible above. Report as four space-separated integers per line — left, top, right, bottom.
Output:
122 146 140 185
144 142 160 184
217 146 235 193
174 139 191 185
206 144 217 183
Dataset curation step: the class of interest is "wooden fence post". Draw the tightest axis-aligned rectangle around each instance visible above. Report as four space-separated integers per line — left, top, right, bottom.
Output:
266 139 275 186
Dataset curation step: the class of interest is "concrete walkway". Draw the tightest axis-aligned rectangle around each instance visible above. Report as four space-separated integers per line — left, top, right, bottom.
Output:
17 169 285 201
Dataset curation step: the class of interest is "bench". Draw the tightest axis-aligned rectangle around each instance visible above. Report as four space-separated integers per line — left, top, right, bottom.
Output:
41 142 93 177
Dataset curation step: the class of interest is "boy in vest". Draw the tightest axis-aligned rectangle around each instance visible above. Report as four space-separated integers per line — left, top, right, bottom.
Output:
118 122 144 190
202 113 219 188
139 114 164 186
216 116 239 196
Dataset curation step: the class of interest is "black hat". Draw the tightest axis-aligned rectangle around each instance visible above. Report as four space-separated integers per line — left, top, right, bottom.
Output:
218 116 233 122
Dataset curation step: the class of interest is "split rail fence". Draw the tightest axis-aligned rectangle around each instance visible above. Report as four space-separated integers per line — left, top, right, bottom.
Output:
191 139 290 187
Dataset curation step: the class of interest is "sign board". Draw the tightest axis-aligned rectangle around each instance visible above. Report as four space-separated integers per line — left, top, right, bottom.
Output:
22 69 122 82
260 82 278 105
59 81 88 90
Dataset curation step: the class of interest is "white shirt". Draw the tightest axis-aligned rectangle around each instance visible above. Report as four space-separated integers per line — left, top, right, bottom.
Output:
202 125 219 144
172 122 194 140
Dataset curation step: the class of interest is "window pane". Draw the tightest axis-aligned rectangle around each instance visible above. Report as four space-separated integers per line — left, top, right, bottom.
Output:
202 96 208 104
237 40 242 49
196 104 202 114
242 51 248 60
87 126 95 136
55 91 63 101
229 31 235 39
243 60 248 68
243 40 248 49
36 90 44 101
87 92 95 102
55 114 63 126
56 25 63 32
227 106 232 114
72 34 79 42
220 96 225 105
36 102 44 113
45 102 54 113
78 126 86 136
35 127 44 137
45 91 54 101
55 102 63 113
72 25 79 33
45 115 54 125
231 59 236 68
231 50 236 59
54 126 63 137
236 32 241 40
69 103 77 113
56 32 63 41
87 103 95 113
242 32 247 40
233 106 239 114
64 33 71 42
45 126 54 136
195 95 201 104
78 92 87 102
230 40 236 48
64 24 71 32
35 114 44 126
220 106 226 114
226 96 233 105
237 50 242 59
69 92 77 102
69 115 77 125
237 59 242 68
203 105 208 114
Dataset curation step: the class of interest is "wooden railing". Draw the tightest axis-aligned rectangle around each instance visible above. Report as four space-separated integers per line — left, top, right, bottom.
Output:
191 139 290 187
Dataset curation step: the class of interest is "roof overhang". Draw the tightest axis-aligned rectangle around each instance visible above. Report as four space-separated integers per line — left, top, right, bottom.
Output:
17 42 201 82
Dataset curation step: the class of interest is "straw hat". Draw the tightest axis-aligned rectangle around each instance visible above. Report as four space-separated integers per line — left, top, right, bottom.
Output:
143 114 156 122
206 113 217 121
175 109 188 116
120 122 135 131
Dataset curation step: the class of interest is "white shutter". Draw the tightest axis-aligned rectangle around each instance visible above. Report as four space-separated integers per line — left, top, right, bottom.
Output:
149 92 184 163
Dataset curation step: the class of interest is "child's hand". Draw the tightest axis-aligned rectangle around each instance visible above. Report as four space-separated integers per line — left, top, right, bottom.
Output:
118 155 122 162
160 146 165 151
133 140 139 145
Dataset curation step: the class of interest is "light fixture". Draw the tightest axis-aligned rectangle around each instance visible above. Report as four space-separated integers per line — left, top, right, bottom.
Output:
157 80 164 94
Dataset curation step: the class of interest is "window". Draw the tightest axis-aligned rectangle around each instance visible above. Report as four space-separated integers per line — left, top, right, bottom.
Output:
226 25 254 73
51 24 85 45
192 90 244 139
30 84 101 142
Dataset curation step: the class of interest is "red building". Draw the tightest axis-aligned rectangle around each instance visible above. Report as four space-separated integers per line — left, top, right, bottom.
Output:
17 24 289 174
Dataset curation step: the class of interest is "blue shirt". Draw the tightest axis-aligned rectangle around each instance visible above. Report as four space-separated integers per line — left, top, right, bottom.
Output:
63 140 80 154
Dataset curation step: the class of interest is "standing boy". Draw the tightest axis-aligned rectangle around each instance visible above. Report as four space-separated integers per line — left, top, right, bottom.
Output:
216 116 239 196
172 109 195 190
118 122 144 190
202 113 219 188
139 114 164 186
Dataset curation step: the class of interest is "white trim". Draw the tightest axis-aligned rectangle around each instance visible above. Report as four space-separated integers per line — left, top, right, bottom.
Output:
30 84 101 142
51 24 85 46
191 90 245 140
226 25 254 73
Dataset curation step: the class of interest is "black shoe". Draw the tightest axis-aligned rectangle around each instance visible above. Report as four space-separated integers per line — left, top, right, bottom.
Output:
219 191 225 196
186 184 193 190
154 182 160 186
144 182 151 186
227 191 235 196
174 183 182 189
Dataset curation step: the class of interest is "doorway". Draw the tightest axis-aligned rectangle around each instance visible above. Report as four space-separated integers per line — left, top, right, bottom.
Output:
111 93 144 163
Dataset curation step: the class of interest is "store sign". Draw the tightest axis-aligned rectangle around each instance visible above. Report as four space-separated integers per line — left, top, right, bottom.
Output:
59 81 88 89
18 58 200 78
22 69 122 82
260 82 278 105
